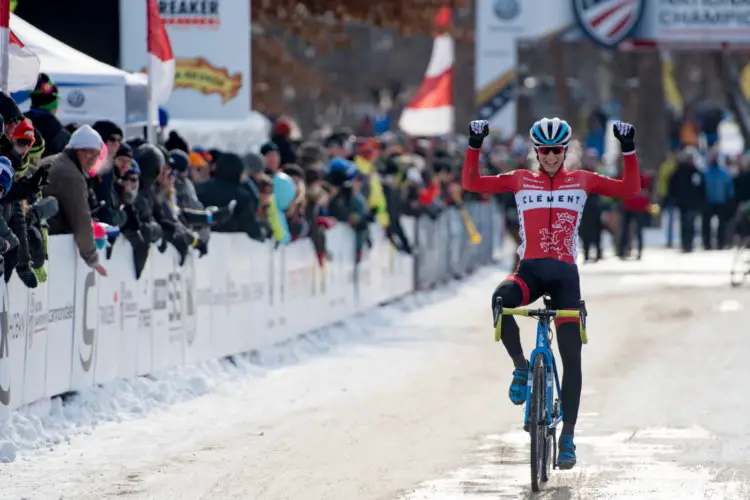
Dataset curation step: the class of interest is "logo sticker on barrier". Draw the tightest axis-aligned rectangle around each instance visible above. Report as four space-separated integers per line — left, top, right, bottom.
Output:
182 257 197 347
572 0 644 48
80 270 96 372
0 290 9 407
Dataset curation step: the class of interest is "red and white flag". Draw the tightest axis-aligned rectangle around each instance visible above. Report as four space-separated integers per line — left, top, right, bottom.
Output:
398 7 454 137
0 1 39 92
147 0 174 104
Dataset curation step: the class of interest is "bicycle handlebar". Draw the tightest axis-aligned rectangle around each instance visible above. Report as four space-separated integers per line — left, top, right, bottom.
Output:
493 303 588 345
500 308 580 319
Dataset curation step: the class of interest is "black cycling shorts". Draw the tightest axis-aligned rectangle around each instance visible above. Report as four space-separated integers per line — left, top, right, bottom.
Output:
502 258 581 325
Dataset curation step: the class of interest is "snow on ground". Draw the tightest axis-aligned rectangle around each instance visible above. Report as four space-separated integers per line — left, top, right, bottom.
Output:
0 268 479 463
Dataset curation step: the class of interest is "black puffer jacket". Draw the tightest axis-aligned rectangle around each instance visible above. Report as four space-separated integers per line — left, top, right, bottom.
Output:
133 144 171 243
25 108 70 158
195 153 263 240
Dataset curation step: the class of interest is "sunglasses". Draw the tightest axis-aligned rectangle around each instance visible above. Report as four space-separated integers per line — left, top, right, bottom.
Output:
125 177 139 184
537 146 565 155
15 139 32 147
107 135 123 143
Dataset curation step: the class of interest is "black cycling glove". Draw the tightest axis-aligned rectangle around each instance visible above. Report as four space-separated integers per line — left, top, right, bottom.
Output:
468 120 489 149
613 121 636 153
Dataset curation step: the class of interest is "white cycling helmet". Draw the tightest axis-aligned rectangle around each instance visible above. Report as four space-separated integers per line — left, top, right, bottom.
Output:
529 117 572 148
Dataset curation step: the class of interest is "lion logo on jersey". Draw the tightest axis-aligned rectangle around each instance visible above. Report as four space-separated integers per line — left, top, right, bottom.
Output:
539 212 576 259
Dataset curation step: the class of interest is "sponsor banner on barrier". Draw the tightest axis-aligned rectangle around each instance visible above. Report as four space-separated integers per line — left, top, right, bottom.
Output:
120 0 252 119
0 207 500 412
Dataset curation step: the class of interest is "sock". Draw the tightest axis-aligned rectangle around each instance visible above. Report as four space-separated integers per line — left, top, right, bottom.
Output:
562 423 574 437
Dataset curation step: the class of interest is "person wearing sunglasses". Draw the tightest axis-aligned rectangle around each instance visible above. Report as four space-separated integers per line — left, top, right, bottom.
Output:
462 118 641 470
3 119 50 288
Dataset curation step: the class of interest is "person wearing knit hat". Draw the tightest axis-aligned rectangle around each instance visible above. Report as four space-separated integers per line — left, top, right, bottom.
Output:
43 124 107 277
114 144 134 178
9 119 43 184
188 150 210 184
260 141 280 175
169 150 189 173
170 149 206 212
0 156 14 198
91 120 123 165
29 73 59 113
11 119 35 157
24 74 71 158
244 151 264 175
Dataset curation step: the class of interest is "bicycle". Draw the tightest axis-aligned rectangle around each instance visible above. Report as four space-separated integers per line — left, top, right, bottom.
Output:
493 296 588 492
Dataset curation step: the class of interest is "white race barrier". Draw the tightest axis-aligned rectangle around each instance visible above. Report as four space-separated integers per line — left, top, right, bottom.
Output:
0 219 416 418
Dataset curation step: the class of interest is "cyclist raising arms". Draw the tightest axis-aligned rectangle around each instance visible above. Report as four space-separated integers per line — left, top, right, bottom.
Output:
462 118 640 469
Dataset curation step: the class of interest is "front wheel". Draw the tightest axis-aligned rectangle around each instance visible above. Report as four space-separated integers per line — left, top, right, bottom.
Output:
529 354 548 492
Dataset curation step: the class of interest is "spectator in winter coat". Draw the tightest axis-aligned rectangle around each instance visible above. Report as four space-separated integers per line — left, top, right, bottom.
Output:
113 158 151 279
151 158 197 265
327 159 369 262
269 119 297 166
619 173 652 260
89 121 125 228
23 74 70 158
42 125 107 276
734 153 750 205
244 152 280 242
132 143 174 247
668 151 704 252
188 151 211 184
381 155 412 254
195 152 264 240
0 91 26 171
0 157 20 276
12 124 56 284
169 149 234 258
282 164 309 241
3 119 53 287
170 150 204 212
304 168 333 266
260 141 281 176
702 155 735 249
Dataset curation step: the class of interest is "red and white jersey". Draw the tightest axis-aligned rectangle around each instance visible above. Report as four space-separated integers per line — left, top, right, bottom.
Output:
462 148 641 264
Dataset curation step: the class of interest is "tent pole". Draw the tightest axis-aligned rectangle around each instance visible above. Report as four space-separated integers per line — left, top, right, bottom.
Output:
146 54 157 144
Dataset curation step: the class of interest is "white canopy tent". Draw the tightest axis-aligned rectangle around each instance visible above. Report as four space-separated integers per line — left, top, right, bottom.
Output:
9 14 148 128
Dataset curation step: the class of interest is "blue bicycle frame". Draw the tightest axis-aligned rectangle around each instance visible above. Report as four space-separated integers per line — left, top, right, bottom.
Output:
523 320 563 430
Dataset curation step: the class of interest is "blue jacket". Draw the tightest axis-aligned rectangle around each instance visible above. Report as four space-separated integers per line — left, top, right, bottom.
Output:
703 165 734 205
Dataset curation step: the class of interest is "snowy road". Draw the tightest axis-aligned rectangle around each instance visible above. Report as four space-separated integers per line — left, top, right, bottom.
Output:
2 248 748 500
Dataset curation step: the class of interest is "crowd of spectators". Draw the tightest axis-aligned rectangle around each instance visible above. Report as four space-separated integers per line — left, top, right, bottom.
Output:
0 73 475 288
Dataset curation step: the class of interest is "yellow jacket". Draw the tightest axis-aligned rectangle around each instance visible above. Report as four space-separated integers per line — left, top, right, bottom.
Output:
267 195 285 242
657 158 676 200
354 156 389 227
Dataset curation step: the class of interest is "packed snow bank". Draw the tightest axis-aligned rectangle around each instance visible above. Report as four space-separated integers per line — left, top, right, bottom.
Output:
0 273 494 463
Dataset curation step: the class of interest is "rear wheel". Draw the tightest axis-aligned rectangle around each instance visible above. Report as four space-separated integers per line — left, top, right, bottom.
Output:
730 237 750 287
529 354 547 492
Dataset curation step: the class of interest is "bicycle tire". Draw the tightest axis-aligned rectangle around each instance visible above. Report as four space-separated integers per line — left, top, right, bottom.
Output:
730 237 750 287
529 354 547 492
